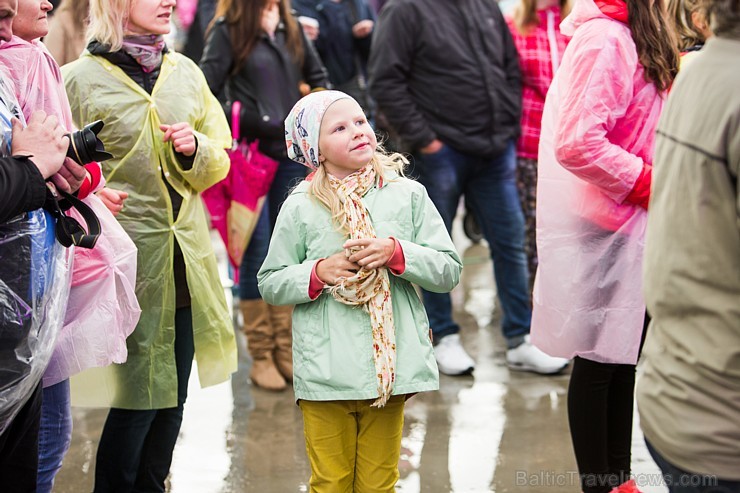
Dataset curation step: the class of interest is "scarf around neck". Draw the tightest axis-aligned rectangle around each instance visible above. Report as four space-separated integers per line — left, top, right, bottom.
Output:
327 164 396 407
121 34 166 73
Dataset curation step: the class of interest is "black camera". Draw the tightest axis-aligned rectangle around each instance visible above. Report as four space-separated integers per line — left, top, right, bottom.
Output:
66 120 114 165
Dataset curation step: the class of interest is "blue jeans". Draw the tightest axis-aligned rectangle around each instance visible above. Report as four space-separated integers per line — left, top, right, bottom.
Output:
37 379 73 493
412 141 531 343
240 158 307 300
93 308 194 493
646 440 740 493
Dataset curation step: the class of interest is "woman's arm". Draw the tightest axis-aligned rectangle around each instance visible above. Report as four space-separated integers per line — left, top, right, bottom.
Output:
198 20 234 97
166 60 232 192
553 29 648 205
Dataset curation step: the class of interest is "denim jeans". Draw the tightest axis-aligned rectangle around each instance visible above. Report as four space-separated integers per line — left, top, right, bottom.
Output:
411 141 531 342
37 379 73 493
646 440 740 493
93 308 194 493
240 158 307 300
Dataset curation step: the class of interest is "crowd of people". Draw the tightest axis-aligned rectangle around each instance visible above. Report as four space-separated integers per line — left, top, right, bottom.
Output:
0 0 736 492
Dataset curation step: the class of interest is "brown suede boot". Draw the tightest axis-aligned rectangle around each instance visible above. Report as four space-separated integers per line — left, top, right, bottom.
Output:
269 304 294 381
240 299 286 391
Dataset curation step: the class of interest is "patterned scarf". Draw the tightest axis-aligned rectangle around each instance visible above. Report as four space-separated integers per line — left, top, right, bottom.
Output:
327 164 396 407
121 35 165 73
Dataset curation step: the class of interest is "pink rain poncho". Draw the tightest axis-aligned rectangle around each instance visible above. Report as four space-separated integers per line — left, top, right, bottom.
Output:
530 0 664 365
0 37 141 386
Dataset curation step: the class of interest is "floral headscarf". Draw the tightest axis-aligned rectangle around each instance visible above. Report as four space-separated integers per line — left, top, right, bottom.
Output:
284 90 351 169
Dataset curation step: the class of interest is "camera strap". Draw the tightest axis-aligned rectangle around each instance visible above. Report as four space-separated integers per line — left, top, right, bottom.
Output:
45 184 102 249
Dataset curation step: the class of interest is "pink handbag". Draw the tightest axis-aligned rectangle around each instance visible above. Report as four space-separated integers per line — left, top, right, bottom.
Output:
202 101 279 268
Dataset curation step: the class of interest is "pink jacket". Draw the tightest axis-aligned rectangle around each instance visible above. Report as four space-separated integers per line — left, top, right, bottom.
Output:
530 0 664 365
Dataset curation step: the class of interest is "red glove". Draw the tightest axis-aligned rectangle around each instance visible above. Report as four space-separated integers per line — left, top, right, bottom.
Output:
624 164 652 210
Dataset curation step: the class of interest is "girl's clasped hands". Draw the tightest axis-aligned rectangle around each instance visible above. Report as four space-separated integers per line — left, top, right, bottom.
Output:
316 237 395 285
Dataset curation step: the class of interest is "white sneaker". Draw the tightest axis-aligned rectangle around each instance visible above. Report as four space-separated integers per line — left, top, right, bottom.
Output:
434 334 475 376
506 336 569 375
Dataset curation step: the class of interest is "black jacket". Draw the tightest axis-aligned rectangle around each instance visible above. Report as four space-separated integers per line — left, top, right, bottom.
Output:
294 0 375 87
199 17 329 160
368 0 522 156
0 156 47 224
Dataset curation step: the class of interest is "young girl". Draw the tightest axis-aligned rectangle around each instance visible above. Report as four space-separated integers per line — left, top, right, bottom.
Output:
200 0 328 391
505 0 570 291
62 0 237 490
258 91 461 491
531 0 678 492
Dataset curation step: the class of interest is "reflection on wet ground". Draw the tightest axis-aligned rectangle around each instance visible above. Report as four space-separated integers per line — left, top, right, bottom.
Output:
54 231 667 493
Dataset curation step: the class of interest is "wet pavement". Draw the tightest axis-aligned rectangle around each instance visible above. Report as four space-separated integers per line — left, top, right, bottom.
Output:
54 224 668 493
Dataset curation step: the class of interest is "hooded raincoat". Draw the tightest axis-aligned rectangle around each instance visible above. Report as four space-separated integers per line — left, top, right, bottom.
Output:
0 37 141 388
62 51 237 409
530 0 663 365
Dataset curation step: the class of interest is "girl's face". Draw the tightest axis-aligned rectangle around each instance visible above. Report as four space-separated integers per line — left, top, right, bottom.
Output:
126 0 175 36
12 0 52 41
318 99 377 179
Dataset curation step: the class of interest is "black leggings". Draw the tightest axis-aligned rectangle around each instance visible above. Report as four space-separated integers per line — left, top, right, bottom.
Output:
568 357 636 492
568 318 649 493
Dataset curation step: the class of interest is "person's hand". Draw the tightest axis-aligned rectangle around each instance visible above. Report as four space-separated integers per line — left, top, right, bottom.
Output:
419 139 443 154
49 157 88 193
345 238 395 270
97 187 129 215
298 16 319 40
160 122 196 157
352 19 374 39
11 111 68 179
261 2 280 38
316 251 361 285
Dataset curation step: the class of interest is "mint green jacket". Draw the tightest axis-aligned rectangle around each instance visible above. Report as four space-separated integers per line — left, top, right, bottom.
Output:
258 174 462 401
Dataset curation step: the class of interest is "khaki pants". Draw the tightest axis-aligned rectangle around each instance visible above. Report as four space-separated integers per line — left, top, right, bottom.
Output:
299 395 405 493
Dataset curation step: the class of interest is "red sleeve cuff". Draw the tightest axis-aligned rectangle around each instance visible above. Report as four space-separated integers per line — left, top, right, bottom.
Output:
77 163 103 199
624 164 652 210
309 259 326 299
386 237 406 275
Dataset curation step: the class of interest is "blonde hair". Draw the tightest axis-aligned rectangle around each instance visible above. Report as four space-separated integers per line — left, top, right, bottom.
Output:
58 0 91 33
86 0 132 51
308 145 408 235
668 0 711 50
512 0 571 35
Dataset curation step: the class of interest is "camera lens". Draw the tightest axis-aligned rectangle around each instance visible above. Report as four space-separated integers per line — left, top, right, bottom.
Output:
66 120 114 165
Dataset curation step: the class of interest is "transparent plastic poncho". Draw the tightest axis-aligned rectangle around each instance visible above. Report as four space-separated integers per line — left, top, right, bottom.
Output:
0 75 70 434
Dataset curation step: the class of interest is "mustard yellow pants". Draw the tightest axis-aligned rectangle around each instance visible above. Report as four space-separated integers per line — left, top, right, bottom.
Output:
298 396 405 493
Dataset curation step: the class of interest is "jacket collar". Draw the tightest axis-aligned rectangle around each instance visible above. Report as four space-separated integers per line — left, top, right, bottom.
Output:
296 169 397 194
594 0 628 24
561 0 628 37
86 39 169 67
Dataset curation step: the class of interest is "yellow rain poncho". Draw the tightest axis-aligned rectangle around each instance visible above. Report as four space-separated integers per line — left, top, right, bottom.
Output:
62 52 237 409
